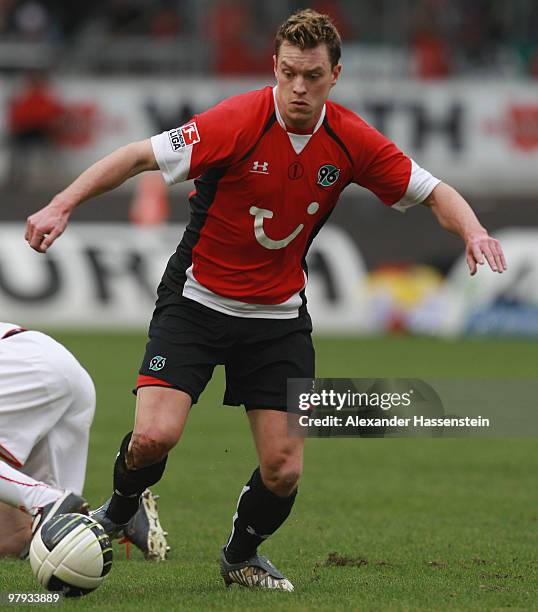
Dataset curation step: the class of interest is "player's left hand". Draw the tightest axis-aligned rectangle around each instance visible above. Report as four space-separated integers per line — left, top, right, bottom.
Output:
465 231 507 276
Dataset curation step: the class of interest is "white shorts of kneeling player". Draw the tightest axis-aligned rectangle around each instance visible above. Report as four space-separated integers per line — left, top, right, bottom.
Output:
0 325 95 515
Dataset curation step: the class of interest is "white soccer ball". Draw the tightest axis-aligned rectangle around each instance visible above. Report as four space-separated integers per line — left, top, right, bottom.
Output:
29 513 113 597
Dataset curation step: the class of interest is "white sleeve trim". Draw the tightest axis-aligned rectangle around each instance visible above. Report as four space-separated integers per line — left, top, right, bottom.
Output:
150 132 193 186
391 159 441 213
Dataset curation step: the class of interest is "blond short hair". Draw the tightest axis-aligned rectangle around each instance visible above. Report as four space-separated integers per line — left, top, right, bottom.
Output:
275 9 342 67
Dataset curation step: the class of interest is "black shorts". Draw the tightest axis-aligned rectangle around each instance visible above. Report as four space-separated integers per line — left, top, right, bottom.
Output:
138 282 315 411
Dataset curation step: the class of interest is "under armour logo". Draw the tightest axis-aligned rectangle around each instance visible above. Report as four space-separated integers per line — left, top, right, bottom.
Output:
250 161 269 174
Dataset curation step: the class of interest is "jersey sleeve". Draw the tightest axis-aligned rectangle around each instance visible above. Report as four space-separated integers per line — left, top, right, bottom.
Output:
150 99 254 185
391 159 441 212
352 124 440 211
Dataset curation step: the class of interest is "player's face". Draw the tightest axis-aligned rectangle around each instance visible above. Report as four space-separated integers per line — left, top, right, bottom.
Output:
274 41 341 131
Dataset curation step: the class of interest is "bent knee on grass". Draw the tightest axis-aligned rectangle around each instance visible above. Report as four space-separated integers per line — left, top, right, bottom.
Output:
0 503 31 557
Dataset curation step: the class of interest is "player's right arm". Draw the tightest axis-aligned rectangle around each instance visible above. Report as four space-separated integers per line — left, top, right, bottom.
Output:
26 139 157 253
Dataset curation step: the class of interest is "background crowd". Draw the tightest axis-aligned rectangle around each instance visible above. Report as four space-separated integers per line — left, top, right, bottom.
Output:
1 0 538 77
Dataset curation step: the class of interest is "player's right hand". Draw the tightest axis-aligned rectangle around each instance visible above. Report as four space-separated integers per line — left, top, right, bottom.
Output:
26 201 71 253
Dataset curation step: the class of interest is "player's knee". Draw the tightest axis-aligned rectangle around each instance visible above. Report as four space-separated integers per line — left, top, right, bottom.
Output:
0 536 28 558
0 508 31 558
128 430 176 468
261 455 302 496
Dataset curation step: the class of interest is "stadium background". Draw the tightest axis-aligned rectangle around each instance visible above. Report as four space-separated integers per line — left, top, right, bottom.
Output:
0 1 537 609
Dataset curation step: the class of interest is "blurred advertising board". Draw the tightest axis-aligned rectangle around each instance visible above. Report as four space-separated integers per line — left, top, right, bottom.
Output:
0 223 371 332
408 229 538 338
1 224 536 337
1 78 538 195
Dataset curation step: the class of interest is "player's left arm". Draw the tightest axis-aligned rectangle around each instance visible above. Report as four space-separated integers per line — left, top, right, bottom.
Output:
421 182 507 276
350 120 507 276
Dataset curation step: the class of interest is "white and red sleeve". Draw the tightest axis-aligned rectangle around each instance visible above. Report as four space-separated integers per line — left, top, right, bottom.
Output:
391 159 441 212
352 124 440 211
150 94 264 185
151 120 200 185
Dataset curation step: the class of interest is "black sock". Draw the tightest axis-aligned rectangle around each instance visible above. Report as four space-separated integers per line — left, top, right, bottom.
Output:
224 467 297 563
106 432 168 524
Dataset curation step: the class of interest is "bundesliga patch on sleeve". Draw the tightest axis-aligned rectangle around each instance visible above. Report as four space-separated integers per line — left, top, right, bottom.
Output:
168 121 201 152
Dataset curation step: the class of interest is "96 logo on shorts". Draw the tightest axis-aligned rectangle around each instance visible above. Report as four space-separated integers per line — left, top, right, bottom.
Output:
149 355 166 371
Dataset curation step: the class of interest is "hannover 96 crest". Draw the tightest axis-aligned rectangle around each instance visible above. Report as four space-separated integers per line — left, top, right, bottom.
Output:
317 164 340 187
149 355 166 371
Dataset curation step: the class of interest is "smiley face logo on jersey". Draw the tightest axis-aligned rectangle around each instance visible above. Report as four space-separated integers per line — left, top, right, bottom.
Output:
249 202 320 250
317 164 340 188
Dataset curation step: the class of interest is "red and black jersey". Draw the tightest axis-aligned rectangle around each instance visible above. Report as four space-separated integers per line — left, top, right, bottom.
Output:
151 86 439 318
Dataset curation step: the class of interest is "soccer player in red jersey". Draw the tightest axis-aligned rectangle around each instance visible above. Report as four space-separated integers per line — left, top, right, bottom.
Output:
26 9 506 590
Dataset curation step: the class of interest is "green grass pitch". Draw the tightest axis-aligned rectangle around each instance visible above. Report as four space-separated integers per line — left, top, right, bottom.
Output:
1 334 537 610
